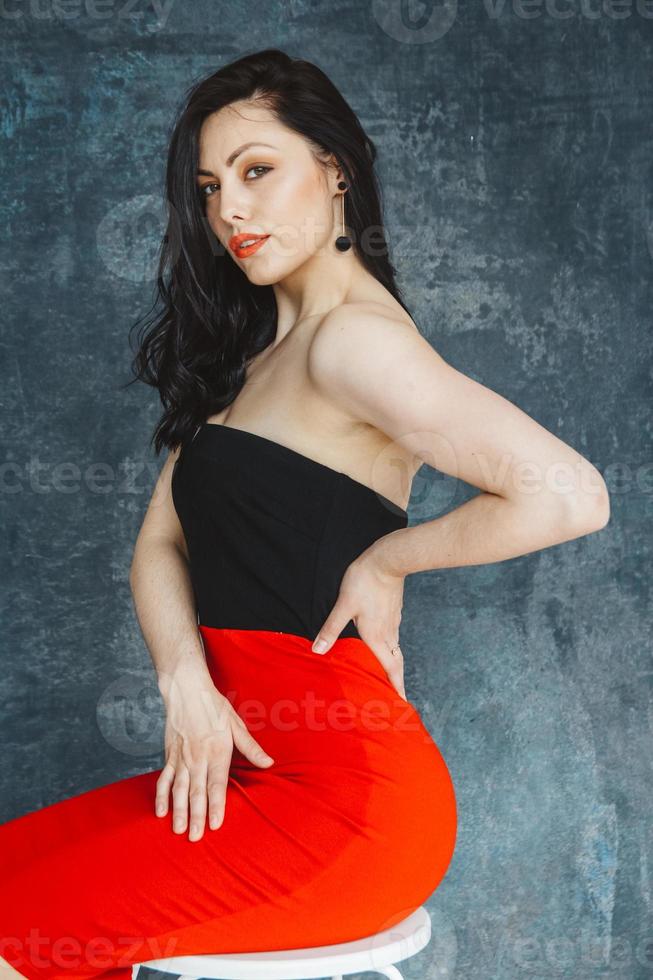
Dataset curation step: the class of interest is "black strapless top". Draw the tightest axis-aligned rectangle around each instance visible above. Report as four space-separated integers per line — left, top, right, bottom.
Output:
171 423 409 641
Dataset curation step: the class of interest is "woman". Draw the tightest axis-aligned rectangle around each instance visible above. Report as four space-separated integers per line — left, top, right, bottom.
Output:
0 48 610 980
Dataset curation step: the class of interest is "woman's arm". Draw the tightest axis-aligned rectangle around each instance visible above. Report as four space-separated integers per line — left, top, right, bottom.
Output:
129 446 274 842
129 446 213 696
308 306 610 580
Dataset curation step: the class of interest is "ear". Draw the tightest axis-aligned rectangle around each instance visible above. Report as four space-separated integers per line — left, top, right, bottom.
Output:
322 152 346 194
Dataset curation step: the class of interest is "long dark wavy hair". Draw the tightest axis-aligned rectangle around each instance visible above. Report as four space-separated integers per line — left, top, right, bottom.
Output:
126 48 413 455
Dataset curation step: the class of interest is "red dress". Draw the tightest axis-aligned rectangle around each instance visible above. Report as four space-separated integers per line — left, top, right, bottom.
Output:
0 423 457 980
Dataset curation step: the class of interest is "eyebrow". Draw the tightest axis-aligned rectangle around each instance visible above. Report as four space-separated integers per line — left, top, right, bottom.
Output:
196 141 278 177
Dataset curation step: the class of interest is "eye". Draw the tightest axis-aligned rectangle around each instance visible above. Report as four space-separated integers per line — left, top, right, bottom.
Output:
199 165 272 199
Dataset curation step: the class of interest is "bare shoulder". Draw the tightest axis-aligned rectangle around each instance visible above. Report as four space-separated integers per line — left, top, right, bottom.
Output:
309 301 426 375
306 301 447 428
312 300 421 347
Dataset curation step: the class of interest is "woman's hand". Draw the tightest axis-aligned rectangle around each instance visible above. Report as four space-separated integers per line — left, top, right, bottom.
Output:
311 547 408 700
155 666 275 842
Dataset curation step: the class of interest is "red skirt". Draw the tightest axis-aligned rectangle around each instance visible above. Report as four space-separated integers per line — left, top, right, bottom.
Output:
0 628 457 980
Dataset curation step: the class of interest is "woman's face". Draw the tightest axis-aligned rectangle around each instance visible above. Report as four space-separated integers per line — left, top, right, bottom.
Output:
196 101 338 285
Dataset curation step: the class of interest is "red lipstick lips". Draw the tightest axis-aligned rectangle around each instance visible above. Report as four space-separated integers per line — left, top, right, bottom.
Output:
229 232 270 259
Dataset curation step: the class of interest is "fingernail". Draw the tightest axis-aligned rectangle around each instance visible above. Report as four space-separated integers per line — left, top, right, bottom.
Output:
190 823 200 838
260 752 274 764
312 638 327 654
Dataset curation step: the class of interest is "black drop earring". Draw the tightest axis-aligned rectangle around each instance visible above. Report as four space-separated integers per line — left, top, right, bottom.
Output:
335 180 351 252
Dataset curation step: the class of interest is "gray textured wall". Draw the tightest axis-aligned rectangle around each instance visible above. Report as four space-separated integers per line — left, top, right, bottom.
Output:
2 2 651 978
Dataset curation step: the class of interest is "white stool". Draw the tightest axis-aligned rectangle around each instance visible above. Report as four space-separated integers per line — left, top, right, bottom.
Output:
132 905 431 980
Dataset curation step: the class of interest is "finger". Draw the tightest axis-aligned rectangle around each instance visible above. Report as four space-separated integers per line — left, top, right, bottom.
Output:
387 658 407 700
311 599 354 654
154 760 175 818
369 638 407 699
231 718 275 767
171 765 190 834
206 756 230 830
187 760 209 842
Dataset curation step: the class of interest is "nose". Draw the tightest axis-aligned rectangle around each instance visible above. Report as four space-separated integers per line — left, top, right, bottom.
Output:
220 203 248 228
217 182 250 229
